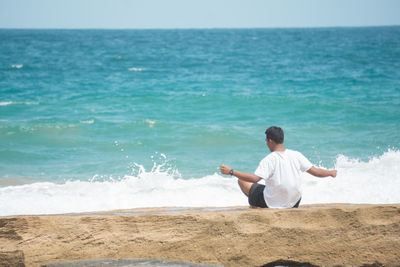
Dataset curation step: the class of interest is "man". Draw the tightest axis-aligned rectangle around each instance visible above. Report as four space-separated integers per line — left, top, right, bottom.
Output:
220 126 337 209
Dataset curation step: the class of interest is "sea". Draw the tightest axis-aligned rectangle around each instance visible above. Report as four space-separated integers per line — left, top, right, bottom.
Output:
1 27 399 216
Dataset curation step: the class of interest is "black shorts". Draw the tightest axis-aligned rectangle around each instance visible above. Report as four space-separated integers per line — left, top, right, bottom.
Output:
248 183 301 208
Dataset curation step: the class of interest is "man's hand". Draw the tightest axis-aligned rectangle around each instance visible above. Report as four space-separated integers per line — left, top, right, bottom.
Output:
220 164 232 175
330 170 337 178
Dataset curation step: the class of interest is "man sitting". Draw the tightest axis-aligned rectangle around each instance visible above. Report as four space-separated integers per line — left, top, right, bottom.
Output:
220 126 337 208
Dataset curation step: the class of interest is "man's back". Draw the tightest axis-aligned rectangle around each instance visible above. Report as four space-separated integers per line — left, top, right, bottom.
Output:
255 149 312 208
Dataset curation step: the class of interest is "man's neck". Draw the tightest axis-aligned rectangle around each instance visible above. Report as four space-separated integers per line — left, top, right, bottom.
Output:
272 144 285 152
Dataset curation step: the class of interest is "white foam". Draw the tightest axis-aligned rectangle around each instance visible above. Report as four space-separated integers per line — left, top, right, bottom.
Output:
0 101 13 106
128 67 145 72
0 173 245 216
144 119 156 128
301 149 400 205
11 64 23 69
0 101 38 106
80 119 94 124
0 150 399 216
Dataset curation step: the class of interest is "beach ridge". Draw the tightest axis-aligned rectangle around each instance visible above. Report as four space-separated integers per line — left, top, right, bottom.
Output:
1 204 399 266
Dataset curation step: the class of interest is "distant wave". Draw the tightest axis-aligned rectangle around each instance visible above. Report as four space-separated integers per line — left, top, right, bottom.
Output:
128 67 146 72
0 101 38 106
80 119 95 124
11 64 23 69
143 119 156 128
0 150 399 216
0 101 13 106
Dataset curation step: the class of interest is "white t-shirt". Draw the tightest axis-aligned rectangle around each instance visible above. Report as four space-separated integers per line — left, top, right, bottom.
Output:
254 149 313 208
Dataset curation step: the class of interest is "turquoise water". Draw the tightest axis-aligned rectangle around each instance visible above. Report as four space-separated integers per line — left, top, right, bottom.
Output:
1 27 400 215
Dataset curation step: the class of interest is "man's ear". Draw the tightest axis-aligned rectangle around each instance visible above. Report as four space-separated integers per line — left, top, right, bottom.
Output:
268 139 276 145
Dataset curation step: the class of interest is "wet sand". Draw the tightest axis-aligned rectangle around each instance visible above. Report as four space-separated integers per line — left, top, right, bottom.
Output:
1 204 399 266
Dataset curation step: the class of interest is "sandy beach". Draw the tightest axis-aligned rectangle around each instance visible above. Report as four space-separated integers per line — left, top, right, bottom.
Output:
1 204 399 267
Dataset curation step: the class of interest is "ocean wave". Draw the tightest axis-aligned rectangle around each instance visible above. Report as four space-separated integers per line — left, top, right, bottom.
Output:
80 119 95 124
128 67 145 72
143 119 156 128
11 64 23 69
0 150 399 216
301 149 400 205
0 168 244 216
0 101 38 106
0 101 13 106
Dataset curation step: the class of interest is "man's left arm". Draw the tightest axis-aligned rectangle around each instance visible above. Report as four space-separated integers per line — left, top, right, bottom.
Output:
298 152 337 178
220 164 262 183
307 166 337 178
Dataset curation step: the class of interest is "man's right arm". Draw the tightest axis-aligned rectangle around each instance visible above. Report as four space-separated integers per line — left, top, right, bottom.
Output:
220 164 262 183
307 166 337 178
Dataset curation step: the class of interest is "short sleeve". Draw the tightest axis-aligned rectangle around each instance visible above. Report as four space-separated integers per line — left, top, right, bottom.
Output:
254 156 273 179
297 152 313 172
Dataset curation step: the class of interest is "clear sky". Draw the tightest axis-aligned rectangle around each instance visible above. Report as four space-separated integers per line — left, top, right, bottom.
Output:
1 0 399 29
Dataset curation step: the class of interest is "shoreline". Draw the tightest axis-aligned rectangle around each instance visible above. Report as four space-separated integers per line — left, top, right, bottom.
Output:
1 204 399 266
2 203 394 217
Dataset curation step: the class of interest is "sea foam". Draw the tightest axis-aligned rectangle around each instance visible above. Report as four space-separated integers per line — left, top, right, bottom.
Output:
128 67 145 72
0 101 38 106
0 101 13 106
301 149 400 205
11 64 23 69
0 150 399 216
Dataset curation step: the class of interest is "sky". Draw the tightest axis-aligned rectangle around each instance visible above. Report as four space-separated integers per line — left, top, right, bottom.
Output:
0 0 400 29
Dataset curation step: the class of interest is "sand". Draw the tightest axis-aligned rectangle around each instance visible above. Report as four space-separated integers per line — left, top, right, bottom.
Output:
1 204 399 267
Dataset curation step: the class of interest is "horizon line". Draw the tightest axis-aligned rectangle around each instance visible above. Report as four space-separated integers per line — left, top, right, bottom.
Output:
1 24 399 31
